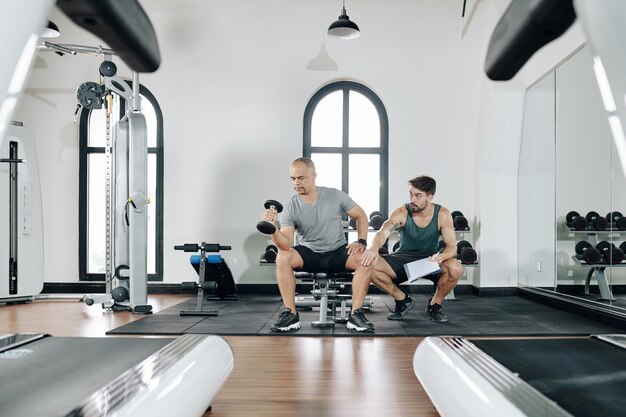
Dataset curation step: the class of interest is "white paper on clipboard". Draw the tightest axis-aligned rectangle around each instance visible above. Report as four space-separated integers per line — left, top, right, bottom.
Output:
403 258 441 283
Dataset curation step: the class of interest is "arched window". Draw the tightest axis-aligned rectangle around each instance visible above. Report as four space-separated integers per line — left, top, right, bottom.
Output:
304 81 388 241
78 84 163 281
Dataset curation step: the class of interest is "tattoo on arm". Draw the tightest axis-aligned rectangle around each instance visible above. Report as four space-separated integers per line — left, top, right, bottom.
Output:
384 222 398 237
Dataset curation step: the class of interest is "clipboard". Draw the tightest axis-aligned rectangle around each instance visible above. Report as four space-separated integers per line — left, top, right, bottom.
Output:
403 258 441 283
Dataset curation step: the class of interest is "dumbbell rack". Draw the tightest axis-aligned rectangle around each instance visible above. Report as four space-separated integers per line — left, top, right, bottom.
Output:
568 228 623 301
446 227 478 300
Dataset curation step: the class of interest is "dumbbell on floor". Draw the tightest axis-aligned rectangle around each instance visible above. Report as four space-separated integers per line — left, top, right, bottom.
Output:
585 211 608 231
574 241 602 264
566 211 588 231
596 241 624 264
262 245 278 263
257 199 283 234
451 211 469 230
607 212 626 230
457 240 477 264
369 211 386 230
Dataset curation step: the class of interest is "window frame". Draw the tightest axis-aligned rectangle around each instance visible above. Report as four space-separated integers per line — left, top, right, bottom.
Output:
303 80 389 217
78 83 164 281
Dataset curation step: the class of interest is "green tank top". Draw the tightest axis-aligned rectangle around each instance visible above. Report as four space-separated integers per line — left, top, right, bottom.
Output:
397 203 440 253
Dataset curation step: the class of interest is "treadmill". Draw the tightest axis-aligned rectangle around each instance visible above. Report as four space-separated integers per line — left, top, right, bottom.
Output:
414 335 626 417
0 333 234 417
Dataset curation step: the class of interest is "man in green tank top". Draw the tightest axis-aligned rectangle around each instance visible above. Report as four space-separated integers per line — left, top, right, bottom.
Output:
360 176 462 322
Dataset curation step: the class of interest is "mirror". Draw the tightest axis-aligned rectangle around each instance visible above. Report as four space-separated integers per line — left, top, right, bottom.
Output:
555 45 615 305
519 71 556 289
520 44 626 311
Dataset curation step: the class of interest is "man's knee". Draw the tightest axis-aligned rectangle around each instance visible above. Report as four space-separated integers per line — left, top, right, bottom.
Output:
276 249 298 269
346 253 368 272
442 259 462 281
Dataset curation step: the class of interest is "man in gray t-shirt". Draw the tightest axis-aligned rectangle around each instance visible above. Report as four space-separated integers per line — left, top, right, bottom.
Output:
260 157 374 332
281 186 355 253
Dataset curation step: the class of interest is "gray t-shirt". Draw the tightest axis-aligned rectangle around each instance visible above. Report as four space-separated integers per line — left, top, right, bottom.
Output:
280 186 356 253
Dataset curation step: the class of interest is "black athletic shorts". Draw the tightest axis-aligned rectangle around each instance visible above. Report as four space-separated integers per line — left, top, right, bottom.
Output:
293 245 350 273
382 251 441 284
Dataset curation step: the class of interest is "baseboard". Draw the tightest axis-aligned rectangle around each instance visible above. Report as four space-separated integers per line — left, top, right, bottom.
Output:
519 286 626 331
41 282 492 297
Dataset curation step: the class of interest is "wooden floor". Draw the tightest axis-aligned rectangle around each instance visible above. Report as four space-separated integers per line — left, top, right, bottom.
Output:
0 294 439 417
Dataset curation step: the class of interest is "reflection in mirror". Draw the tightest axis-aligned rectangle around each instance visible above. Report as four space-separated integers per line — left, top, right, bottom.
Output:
610 111 626 310
555 45 617 306
519 71 556 289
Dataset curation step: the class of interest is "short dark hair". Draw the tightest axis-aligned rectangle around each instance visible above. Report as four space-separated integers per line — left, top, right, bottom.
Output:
408 175 436 195
292 157 316 171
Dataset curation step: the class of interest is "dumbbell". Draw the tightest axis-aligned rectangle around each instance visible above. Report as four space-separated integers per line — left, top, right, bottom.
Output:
349 217 357 229
181 281 218 291
369 211 385 230
565 211 588 231
257 199 283 234
263 245 278 263
457 240 477 264
451 211 468 230
574 241 602 264
174 243 232 252
585 211 608 231
111 286 129 302
607 211 626 230
596 241 624 264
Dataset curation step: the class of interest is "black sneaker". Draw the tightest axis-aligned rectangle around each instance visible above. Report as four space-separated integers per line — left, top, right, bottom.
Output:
271 309 301 332
425 303 449 323
387 295 415 320
346 309 375 332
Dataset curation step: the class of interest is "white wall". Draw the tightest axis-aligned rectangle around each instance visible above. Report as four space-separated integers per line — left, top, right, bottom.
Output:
13 0 500 285
20 0 599 290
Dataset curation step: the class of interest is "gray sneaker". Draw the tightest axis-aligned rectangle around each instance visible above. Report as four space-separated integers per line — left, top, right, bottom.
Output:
425 302 449 323
387 295 415 320
271 309 301 332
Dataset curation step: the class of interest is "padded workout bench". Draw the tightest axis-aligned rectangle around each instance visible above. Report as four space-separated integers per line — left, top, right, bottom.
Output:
294 271 373 328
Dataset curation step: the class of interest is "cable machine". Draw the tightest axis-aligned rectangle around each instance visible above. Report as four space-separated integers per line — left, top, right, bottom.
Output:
53 42 153 313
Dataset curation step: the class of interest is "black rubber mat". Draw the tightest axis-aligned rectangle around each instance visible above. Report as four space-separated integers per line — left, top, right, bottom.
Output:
472 338 626 417
106 293 624 337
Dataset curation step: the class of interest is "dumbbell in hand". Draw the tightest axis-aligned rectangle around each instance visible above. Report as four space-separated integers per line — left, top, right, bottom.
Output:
585 211 608 231
574 241 602 264
607 211 626 230
457 240 477 264
263 245 278 263
565 211 588 231
257 199 283 234
451 211 469 230
596 241 624 264
369 211 386 230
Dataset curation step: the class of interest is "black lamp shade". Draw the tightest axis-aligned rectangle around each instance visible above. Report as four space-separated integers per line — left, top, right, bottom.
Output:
328 13 360 39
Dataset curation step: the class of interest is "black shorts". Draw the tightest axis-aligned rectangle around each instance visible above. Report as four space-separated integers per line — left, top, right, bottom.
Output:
293 245 350 273
382 251 441 284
